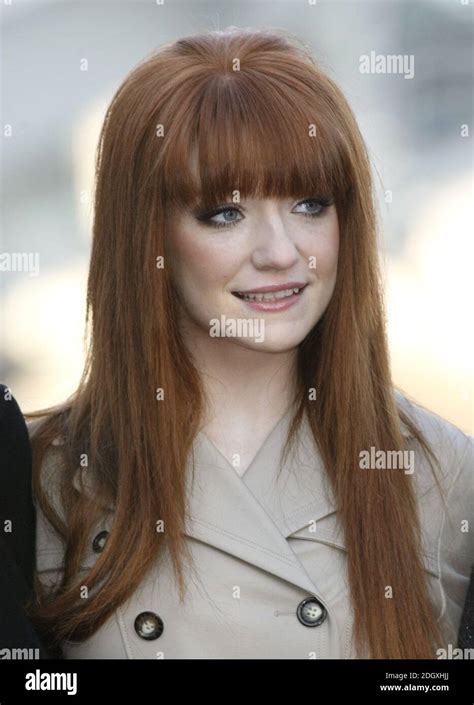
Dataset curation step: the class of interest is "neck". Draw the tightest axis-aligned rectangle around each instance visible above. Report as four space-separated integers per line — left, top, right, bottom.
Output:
181 320 299 427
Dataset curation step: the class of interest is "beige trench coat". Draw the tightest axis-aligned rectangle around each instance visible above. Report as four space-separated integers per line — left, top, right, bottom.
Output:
32 392 473 659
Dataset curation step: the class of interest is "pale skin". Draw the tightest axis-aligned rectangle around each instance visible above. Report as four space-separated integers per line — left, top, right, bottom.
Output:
167 195 340 473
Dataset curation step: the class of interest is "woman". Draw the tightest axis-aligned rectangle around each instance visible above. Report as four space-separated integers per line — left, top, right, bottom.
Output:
27 27 472 660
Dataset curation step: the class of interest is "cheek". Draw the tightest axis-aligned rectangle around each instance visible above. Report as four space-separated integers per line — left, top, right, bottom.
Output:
171 229 230 288
302 218 339 279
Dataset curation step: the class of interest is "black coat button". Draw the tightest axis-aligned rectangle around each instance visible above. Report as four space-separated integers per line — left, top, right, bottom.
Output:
134 612 164 640
92 530 109 553
296 597 327 627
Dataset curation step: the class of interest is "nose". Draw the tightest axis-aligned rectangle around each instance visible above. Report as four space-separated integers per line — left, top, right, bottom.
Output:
250 215 299 271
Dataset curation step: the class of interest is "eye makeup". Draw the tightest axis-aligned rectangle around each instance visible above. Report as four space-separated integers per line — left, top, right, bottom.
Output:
192 196 335 230
194 203 244 229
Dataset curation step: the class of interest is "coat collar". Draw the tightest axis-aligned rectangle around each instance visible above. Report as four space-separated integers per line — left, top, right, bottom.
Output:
69 403 414 603
184 405 335 600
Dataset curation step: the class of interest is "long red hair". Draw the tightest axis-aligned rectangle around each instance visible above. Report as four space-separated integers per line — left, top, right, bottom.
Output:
27 27 442 658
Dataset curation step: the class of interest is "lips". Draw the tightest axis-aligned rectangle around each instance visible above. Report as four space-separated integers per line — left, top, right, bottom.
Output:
232 282 307 302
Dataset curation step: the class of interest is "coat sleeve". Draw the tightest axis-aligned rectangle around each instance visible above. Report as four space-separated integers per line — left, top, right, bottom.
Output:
437 427 473 649
0 385 34 591
398 393 473 650
0 387 51 656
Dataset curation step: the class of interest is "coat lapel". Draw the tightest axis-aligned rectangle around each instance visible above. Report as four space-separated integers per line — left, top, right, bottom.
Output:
184 406 335 602
70 402 414 606
181 420 317 604
184 403 414 598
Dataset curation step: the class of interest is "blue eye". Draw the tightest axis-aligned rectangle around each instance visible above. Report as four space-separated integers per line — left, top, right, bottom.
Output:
196 205 243 229
292 198 333 218
194 196 333 230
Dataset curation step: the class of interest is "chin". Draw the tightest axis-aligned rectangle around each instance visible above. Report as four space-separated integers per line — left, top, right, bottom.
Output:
236 335 303 354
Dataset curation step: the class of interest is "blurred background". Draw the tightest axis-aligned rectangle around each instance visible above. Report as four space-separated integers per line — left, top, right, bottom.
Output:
1 0 472 433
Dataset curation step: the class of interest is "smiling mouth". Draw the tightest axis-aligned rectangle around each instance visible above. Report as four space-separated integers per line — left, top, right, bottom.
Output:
232 285 306 302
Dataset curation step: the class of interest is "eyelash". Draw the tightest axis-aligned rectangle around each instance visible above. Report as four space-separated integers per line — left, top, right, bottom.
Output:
195 197 334 230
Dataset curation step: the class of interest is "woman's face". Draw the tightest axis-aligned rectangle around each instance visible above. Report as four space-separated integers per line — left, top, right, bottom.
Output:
167 196 339 352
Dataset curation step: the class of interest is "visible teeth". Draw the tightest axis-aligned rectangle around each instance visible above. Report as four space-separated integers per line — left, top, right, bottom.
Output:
239 287 301 301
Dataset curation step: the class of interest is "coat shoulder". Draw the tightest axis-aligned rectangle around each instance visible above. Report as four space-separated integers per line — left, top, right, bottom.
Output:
394 389 473 489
